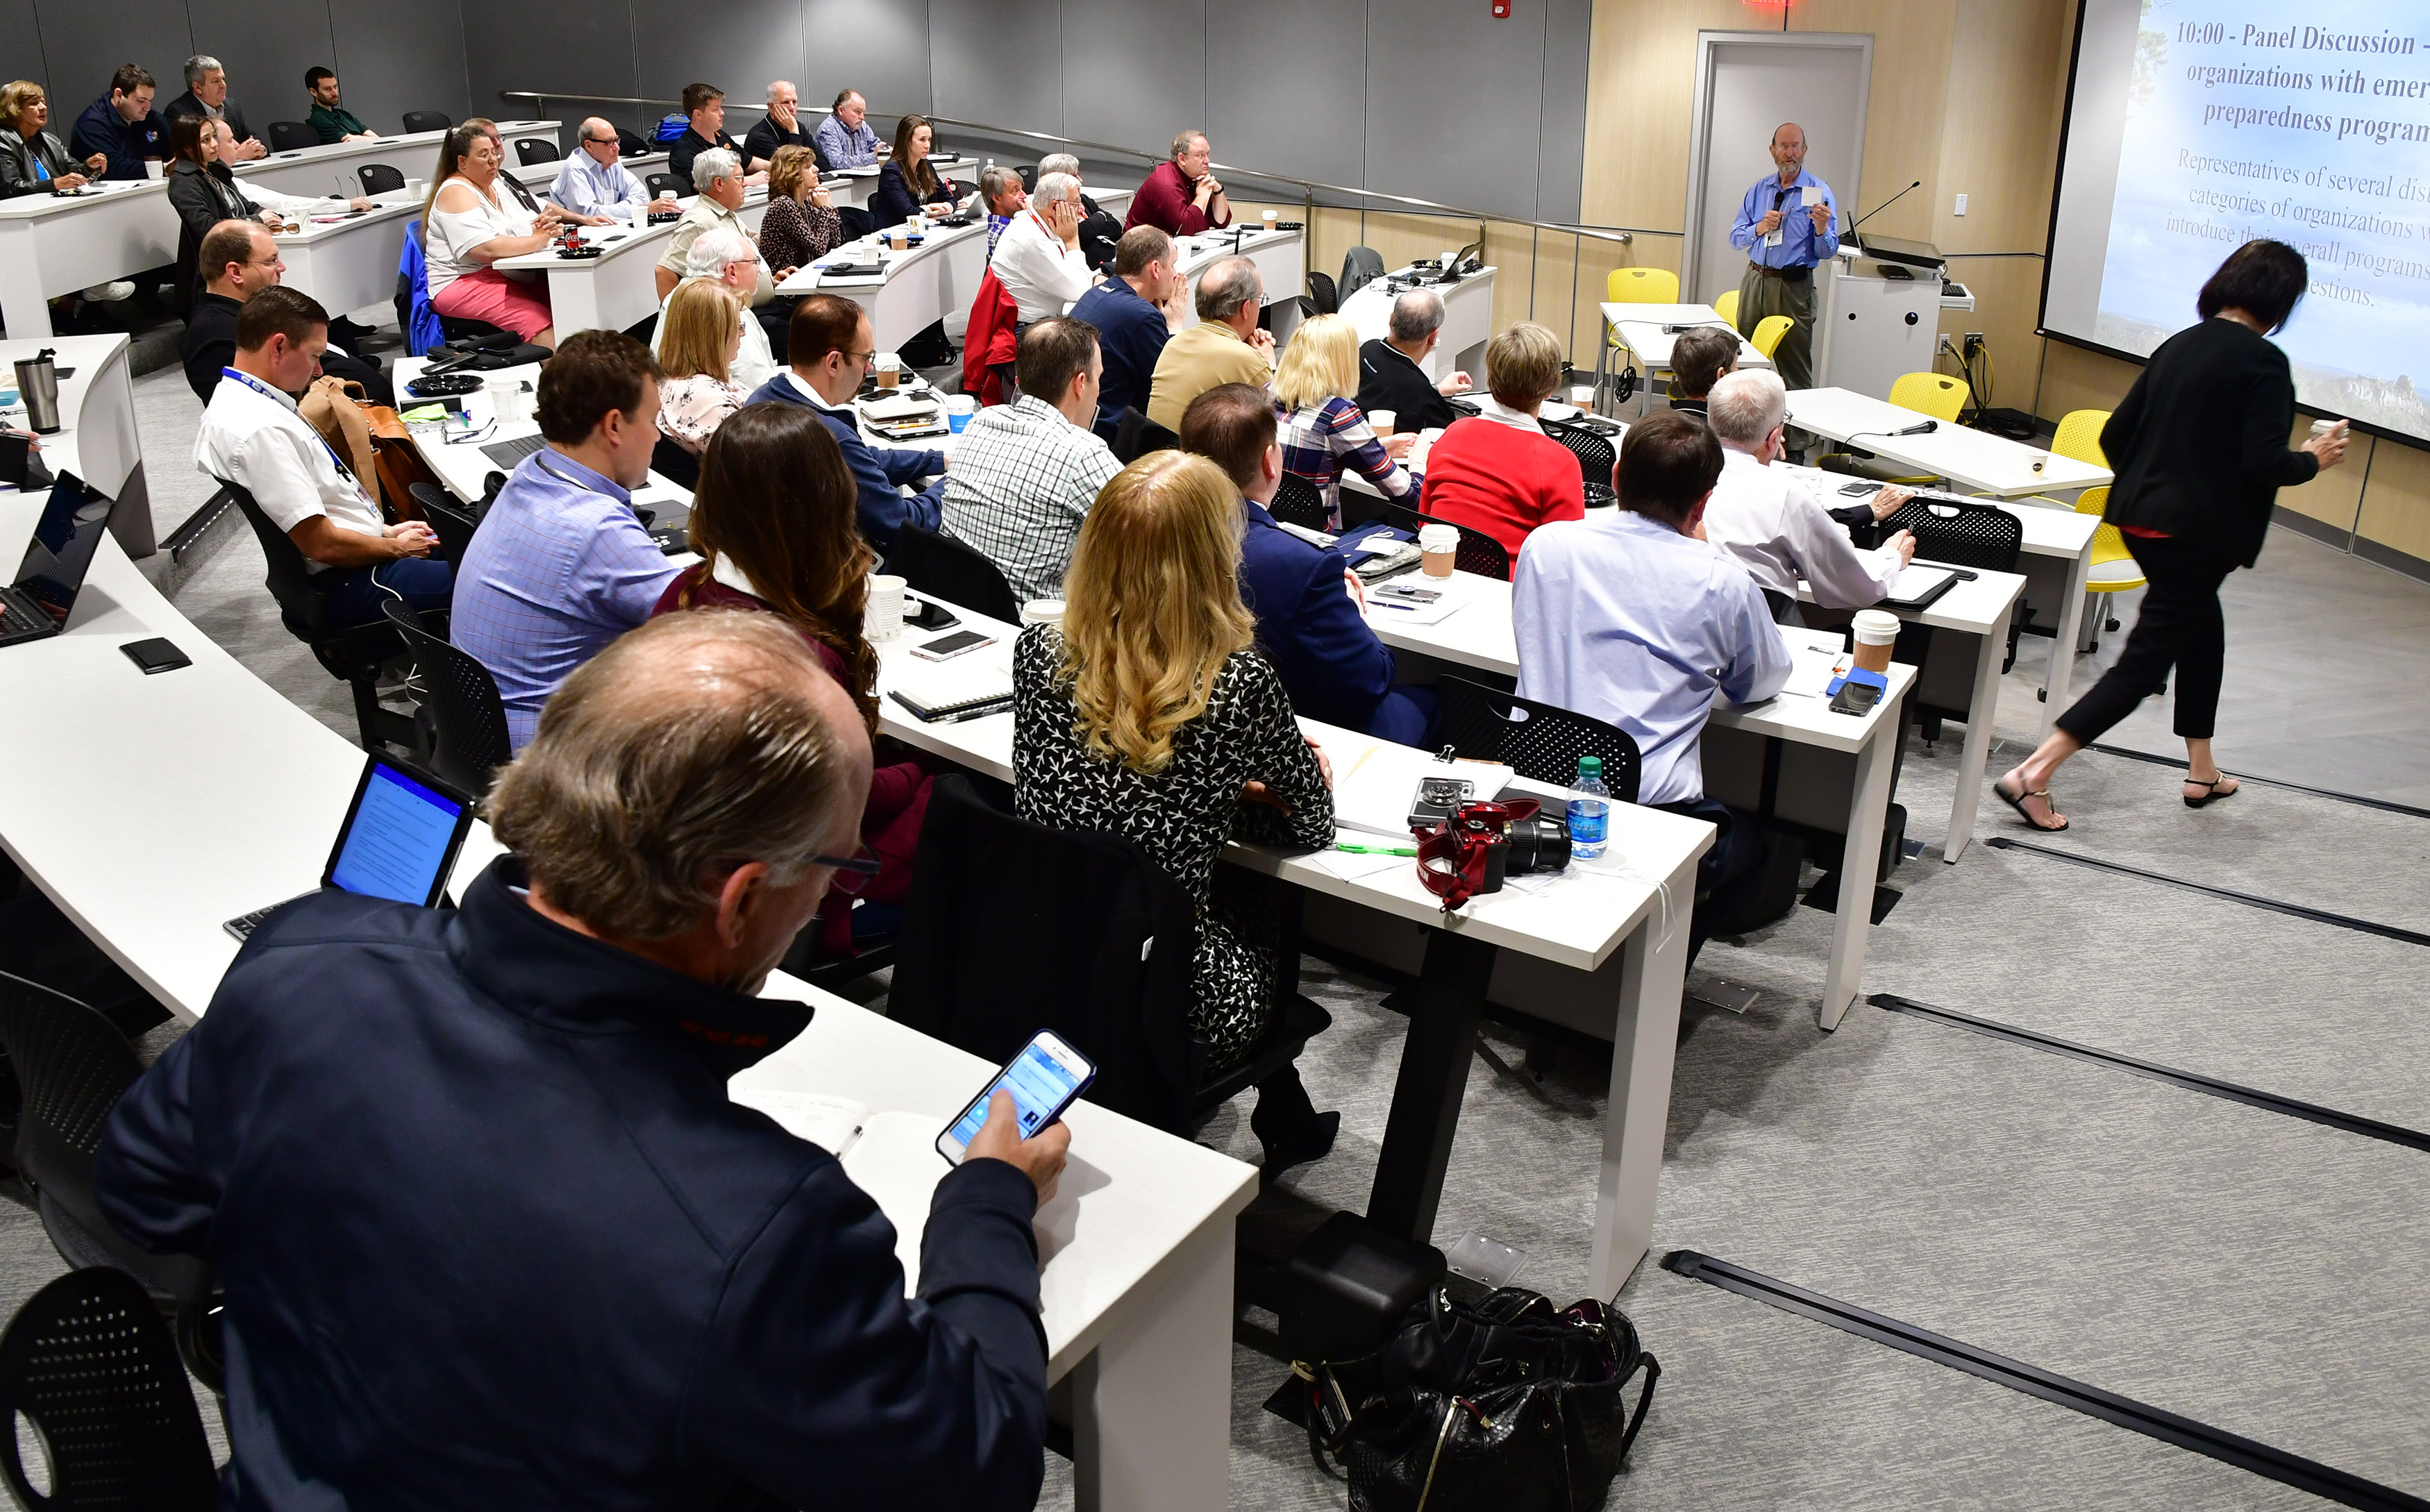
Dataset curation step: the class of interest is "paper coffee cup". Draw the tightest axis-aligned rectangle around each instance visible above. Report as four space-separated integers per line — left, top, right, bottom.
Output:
1418 521 1460 578
1262 209 1277 228
144 160 164 180
875 353 901 390
1020 598 1065 626
1571 385 1596 408
2028 451 2048 475
946 393 978 433
1370 409 1396 439
2311 417 2341 438
1851 608 1900 673
867 574 907 641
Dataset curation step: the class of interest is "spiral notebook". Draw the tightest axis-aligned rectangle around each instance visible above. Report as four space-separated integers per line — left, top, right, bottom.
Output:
887 657 1016 722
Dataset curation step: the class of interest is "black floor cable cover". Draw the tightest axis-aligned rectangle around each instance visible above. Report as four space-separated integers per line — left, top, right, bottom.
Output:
1661 1251 2430 1512
1983 836 2430 948
2086 743 2430 822
1870 993 2430 1154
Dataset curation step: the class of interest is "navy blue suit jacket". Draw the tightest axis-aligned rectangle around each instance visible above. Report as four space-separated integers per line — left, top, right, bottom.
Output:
746 373 945 552
1239 498 1399 732
69 97 167 180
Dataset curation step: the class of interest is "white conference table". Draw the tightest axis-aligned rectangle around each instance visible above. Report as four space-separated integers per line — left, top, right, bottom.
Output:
1786 387 2113 501
1595 302 1770 417
1168 226 1306 346
1358 567 1913 1030
1340 264 1496 383
269 195 426 320
491 190 773 337
238 121 558 202
0 343 1258 1512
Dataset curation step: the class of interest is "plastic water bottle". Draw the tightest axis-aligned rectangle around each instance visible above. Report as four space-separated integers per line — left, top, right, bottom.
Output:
1568 756 1609 859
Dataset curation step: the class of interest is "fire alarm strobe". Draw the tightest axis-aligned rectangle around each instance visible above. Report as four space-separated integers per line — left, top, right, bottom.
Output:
1492 0 1511 15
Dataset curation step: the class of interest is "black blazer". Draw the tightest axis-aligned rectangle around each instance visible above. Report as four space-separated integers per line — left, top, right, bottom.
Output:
164 92 253 145
869 160 960 230
2101 316 2319 568
1355 338 1456 435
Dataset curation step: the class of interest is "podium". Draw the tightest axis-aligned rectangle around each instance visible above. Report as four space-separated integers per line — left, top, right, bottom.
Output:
1815 234 1951 399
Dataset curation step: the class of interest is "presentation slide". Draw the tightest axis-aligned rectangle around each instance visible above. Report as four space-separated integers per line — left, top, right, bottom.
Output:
2045 1 2430 442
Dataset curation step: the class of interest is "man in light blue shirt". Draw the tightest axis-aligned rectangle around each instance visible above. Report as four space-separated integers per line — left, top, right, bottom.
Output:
1514 412 1791 964
549 117 678 224
814 90 883 169
1727 122 1838 392
452 331 680 748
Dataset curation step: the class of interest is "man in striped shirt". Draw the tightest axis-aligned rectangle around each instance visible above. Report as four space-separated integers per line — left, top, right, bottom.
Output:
939 319 1120 601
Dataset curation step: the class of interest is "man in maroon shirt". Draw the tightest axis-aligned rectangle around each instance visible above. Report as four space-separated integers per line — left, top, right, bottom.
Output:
1125 128 1231 237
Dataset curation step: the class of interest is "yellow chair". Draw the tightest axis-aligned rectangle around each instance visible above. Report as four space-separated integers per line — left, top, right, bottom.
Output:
2051 408 2110 467
2073 484 2146 648
1887 371 1970 423
1606 267 1680 305
1750 314 1792 360
1712 289 1740 329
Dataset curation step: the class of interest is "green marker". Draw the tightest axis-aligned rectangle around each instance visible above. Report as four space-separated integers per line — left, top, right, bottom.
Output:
1335 842 1419 857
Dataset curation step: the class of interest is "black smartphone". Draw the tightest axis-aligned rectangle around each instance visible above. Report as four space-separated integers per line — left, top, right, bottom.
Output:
1837 481 1883 497
0 433 28 487
120 637 191 675
906 598 960 632
1829 678 1884 716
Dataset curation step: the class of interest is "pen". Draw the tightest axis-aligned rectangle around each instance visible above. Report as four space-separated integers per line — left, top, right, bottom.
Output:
1335 843 1419 856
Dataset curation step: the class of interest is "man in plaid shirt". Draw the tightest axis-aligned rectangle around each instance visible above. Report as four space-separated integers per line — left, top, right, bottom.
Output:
939 318 1121 600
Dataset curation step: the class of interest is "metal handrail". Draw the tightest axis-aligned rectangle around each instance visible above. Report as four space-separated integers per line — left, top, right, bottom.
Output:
498 88 1652 244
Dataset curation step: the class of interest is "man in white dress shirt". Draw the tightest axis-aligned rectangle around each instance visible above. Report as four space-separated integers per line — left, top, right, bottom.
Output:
1513 411 1789 965
990 172 1096 326
1700 369 1913 614
651 228 778 393
549 117 679 224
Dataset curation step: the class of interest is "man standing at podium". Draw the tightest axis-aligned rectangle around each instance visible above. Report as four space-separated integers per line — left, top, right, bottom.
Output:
1729 123 1837 394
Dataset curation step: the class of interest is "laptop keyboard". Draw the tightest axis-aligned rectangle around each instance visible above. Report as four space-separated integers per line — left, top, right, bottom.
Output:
222 890 311 941
480 433 547 469
0 589 50 636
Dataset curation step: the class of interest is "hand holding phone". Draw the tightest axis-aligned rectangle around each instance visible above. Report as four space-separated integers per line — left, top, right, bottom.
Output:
937 1030 1092 1206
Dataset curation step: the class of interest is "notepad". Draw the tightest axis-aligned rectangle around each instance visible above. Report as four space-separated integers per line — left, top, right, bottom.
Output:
1327 732 1515 838
887 657 1015 721
730 1089 872 1153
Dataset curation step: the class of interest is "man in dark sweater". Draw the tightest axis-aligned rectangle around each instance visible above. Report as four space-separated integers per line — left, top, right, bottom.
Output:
1069 226 1182 437
1356 286 1470 436
744 79 828 171
667 82 764 185
95 610 1068 1512
183 220 391 405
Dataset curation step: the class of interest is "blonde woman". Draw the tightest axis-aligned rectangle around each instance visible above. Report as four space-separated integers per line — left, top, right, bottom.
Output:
655 280 748 455
1273 312 1413 527
1012 451 1340 1168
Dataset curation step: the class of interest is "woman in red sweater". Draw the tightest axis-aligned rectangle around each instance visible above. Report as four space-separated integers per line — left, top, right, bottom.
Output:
651 401 933 957
1416 321 1586 564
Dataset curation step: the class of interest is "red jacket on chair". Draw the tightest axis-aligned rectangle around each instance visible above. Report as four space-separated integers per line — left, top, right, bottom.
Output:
962 270 1021 408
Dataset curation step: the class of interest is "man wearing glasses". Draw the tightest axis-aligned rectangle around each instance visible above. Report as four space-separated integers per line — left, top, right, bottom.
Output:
181 219 391 405
548 116 679 224
746 294 946 555
1727 122 1838 395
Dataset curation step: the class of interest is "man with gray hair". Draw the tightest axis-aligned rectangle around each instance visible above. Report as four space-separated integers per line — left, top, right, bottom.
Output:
164 54 263 158
1146 254 1273 429
551 116 680 224
1357 286 1473 435
978 165 1027 258
746 78 824 171
657 146 787 305
651 225 779 390
1700 367 1912 610
1037 151 1121 269
991 170 1096 325
95 608 1070 1509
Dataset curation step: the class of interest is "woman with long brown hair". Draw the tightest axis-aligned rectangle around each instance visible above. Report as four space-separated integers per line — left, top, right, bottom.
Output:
421 117 564 346
1012 451 1340 1170
651 401 929 951
869 112 961 229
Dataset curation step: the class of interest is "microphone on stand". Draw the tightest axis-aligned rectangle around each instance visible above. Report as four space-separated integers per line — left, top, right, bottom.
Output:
1843 180 1923 245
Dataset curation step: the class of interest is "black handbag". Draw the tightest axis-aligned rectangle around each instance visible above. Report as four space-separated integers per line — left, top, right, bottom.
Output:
1302 1286 1659 1512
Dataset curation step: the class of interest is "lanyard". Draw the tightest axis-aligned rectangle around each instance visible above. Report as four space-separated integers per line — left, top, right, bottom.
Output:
220 366 375 504
530 451 630 510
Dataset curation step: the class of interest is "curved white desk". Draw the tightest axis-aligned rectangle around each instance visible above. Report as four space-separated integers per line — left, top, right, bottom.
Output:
1168 226 1306 344
1339 264 1498 381
235 121 558 202
269 195 428 321
490 190 771 337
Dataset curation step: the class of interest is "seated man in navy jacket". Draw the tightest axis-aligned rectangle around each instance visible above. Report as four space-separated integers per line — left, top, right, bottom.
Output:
1071 226 1182 439
95 611 1068 1512
1182 383 1436 746
69 65 168 180
747 294 945 557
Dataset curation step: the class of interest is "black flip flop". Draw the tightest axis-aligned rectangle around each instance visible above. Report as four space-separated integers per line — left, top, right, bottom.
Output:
2184 775 2239 809
1993 775 2069 832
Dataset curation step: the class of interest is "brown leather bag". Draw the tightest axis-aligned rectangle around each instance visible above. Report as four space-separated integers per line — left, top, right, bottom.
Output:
298 376 381 510
362 402 443 522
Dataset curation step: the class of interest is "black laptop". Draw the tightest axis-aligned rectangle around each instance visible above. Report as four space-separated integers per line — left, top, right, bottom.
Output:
0 471 110 648
223 755 478 940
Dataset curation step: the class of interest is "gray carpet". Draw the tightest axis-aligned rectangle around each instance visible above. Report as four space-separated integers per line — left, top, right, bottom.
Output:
62 376 2430 1507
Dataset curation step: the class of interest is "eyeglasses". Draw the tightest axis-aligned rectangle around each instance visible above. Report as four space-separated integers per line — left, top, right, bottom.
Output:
845 348 877 368
812 843 882 895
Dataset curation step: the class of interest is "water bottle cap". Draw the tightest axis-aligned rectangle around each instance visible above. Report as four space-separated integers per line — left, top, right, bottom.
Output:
1578 755 1601 778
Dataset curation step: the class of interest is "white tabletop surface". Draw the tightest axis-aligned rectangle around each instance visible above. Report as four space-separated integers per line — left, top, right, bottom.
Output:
1785 387 2113 498
1600 302 1768 370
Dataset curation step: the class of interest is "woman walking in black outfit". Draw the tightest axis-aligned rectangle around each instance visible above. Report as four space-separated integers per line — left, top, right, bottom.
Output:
1995 240 2349 830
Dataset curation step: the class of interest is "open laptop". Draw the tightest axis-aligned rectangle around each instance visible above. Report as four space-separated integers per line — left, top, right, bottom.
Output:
223 756 477 941
0 471 110 648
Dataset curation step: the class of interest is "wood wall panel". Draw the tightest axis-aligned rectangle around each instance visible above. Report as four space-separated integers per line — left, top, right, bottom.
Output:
2278 422 2367 534
2354 441 2430 562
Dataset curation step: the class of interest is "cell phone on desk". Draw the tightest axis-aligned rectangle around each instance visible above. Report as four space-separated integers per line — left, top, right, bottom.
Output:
911 629 995 661
1837 481 1882 497
936 1030 1096 1166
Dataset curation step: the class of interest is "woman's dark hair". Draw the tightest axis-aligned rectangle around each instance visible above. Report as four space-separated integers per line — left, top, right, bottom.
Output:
168 112 214 167
2197 240 2308 333
891 112 938 199
682 402 880 730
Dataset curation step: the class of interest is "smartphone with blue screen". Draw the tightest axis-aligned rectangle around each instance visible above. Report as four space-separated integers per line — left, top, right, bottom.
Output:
935 1030 1096 1166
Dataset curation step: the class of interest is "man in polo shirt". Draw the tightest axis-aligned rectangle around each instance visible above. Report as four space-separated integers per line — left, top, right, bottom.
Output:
1356 287 1471 437
746 295 944 557
746 80 827 170
667 83 766 185
1145 255 1272 431
1124 129 1229 238
655 149 784 304
1070 226 1181 437
303 67 377 143
451 330 679 750
70 65 168 180
939 318 1119 600
195 286 445 630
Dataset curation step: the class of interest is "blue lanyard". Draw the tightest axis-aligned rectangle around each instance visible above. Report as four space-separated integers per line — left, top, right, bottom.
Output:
220 366 375 503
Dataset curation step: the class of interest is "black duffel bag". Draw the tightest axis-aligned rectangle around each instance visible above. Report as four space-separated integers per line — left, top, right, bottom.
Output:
1302 1286 1659 1512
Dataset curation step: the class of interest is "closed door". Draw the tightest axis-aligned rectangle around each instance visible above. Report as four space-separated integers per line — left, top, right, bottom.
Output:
1686 35 1870 307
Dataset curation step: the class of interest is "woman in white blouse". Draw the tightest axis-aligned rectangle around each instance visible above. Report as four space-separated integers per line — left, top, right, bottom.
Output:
420 118 563 348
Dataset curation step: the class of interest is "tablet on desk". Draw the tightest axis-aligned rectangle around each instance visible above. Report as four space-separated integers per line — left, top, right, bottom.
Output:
221 756 475 941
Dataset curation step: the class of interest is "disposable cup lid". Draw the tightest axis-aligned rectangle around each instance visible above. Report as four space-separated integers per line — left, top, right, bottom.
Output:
1852 609 1902 644
1418 523 1461 549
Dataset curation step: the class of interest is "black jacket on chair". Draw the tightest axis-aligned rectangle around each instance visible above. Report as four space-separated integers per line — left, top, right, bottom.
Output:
163 93 255 148
890 775 1203 1136
167 158 255 312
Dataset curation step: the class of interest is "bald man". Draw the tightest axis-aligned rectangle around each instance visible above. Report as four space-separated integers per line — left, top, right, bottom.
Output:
1727 122 1838 393
548 116 678 224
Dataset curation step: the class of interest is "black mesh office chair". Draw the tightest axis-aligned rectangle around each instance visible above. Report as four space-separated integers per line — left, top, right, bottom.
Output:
1110 408 1179 464
358 162 406 196
267 120 316 153
1306 270 1339 316
1378 501 1511 582
401 110 452 134
647 172 687 201
1339 246 1386 301
1268 472 1332 531
224 482 417 754
0 1268 218 1512
514 137 560 167
1541 419 1618 508
890 523 1021 623
407 482 480 566
615 127 649 158
0 971 223 1394
1877 496 2024 572
1434 676 1643 798
380 603 512 801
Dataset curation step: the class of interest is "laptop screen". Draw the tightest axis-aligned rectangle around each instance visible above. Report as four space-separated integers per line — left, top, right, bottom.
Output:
325 759 471 906
11 472 108 626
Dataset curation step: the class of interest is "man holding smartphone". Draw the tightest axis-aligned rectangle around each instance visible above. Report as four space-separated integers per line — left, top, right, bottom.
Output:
94 612 1069 1512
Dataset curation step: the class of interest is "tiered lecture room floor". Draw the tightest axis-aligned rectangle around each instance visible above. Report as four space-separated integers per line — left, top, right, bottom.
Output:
27 345 2430 1508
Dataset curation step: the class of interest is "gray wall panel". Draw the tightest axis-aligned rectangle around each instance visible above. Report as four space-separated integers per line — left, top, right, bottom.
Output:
1364 0 1547 222
1534 0 1591 225
327 1 470 136
636 0 804 112
37 0 191 121
1059 0 1201 157
1205 0 1364 197
927 0 1059 137
185 0 336 137
462 0 635 130
800 0 934 120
